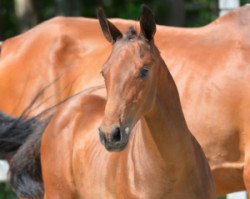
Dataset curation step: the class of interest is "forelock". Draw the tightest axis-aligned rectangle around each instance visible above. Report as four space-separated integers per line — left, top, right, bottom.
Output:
125 26 137 41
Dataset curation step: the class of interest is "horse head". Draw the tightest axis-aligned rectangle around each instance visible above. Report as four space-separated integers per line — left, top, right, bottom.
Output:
97 5 161 152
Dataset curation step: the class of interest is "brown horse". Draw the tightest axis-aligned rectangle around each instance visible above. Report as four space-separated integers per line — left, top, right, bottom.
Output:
1 5 250 197
41 6 215 199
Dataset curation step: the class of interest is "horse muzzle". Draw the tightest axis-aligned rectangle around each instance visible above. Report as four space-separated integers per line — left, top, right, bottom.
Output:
98 125 130 152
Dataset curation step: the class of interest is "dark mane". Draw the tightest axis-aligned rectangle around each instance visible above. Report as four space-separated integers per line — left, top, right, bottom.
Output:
125 26 137 41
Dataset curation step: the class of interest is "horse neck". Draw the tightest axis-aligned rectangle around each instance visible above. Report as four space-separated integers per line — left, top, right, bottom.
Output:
143 56 193 161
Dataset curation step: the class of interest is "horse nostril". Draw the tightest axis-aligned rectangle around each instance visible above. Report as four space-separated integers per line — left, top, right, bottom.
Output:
99 128 107 145
111 127 121 142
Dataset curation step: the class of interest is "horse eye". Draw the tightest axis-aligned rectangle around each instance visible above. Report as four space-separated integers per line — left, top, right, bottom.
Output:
100 70 104 77
139 67 149 79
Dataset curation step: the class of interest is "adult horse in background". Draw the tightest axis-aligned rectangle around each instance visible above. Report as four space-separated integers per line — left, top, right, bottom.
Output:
41 6 215 199
0 5 249 197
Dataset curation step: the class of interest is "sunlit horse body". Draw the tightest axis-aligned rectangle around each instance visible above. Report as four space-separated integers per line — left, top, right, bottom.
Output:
0 5 250 196
41 6 215 199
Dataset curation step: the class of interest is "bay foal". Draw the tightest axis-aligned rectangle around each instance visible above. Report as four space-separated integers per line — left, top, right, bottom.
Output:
41 6 215 199
1 6 250 195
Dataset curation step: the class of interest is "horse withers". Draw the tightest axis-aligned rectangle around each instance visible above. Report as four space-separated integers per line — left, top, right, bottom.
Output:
41 6 215 199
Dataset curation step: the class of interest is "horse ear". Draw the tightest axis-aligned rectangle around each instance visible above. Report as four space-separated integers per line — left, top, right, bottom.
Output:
139 5 156 41
97 8 122 44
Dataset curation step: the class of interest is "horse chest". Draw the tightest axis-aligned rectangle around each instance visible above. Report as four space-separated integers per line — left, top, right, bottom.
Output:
74 143 176 199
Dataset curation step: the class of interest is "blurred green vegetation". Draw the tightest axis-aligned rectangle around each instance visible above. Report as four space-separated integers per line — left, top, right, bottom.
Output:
0 183 17 199
0 0 248 40
0 0 250 198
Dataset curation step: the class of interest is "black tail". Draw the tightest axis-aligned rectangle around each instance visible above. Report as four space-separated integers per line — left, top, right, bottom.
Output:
7 86 103 198
0 111 49 198
9 119 49 199
0 112 44 159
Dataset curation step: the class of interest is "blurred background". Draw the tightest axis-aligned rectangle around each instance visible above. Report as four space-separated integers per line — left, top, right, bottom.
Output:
0 0 250 198
0 0 249 40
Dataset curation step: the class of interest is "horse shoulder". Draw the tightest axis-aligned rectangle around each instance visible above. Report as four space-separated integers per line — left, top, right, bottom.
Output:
41 94 105 198
77 94 106 127
41 94 105 156
44 94 105 137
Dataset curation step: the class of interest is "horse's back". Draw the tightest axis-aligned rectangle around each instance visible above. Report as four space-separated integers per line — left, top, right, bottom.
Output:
0 16 135 116
155 5 250 194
